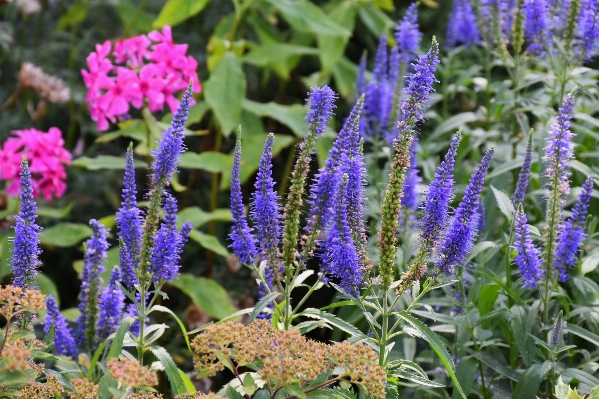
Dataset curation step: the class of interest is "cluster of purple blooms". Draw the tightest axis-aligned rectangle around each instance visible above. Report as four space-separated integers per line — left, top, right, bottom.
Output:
447 0 599 58
8 84 196 358
230 35 499 302
512 94 594 287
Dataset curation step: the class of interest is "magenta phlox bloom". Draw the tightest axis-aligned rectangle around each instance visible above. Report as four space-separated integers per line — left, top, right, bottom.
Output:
0 127 71 201
81 26 201 131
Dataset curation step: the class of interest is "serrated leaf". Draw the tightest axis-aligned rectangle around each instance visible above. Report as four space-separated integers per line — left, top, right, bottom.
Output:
491 185 515 220
242 99 307 137
249 292 281 322
513 365 541 399
301 308 363 337
108 318 134 359
396 312 466 398
149 346 187 395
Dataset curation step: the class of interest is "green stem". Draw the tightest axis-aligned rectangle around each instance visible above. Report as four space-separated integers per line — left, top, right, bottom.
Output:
505 215 516 308
138 281 147 365
379 292 389 367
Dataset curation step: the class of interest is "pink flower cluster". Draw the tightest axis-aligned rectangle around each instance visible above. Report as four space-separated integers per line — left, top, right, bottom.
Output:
82 26 201 131
0 127 71 201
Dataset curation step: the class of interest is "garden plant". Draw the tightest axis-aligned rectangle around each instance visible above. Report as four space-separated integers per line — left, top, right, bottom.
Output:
1 0 599 398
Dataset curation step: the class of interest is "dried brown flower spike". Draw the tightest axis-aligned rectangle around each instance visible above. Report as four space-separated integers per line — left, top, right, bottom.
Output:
18 62 70 103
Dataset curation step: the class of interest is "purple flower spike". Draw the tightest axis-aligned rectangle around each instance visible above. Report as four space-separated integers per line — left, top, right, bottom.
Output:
436 147 495 274
306 98 364 236
544 94 576 203
229 131 257 264
97 268 125 342
9 156 42 289
76 220 109 349
513 132 535 206
578 0 599 58
420 132 462 247
45 295 78 359
523 0 550 55
150 193 191 281
305 85 336 137
151 83 192 185
554 177 594 281
514 208 544 287
398 40 440 137
251 134 282 265
116 147 142 288
395 3 422 63
447 0 481 48
322 176 363 295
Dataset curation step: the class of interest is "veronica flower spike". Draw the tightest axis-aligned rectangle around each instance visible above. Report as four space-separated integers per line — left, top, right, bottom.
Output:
44 296 78 359
150 82 193 187
251 134 282 269
96 268 125 343
436 147 495 275
522 0 550 55
282 86 336 271
116 145 142 288
9 156 42 289
306 96 364 240
554 176 594 281
543 94 575 271
513 130 535 207
322 175 363 295
76 219 109 351
446 0 481 48
513 207 544 288
149 193 180 280
395 3 422 63
229 129 257 264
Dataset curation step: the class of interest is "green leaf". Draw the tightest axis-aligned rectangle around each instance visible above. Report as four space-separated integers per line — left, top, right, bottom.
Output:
249 292 281 322
244 43 318 68
98 373 119 399
332 57 359 101
149 305 192 351
153 0 210 28
491 185 515 220
189 230 229 257
428 113 478 141
397 312 467 399
452 358 478 399
149 346 187 395
57 3 88 30
357 3 395 37
178 368 197 393
264 0 351 37
88 339 111 379
177 207 231 228
467 349 521 381
242 99 307 137
178 151 232 173
566 324 599 347
0 369 36 386
204 52 246 136
40 223 92 247
317 2 357 73
94 119 147 144
36 273 59 306
477 285 499 319
72 156 146 170
108 318 134 360
169 274 238 319
300 308 364 337
243 373 259 396
513 366 541 399
37 203 73 219
116 2 153 34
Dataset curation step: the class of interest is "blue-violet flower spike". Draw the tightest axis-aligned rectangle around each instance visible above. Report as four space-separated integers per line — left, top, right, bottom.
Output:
513 208 543 287
229 130 257 264
9 156 42 289
45 295 78 359
436 147 495 274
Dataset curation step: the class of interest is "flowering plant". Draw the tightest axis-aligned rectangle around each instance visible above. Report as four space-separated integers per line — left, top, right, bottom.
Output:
0 127 71 201
81 26 201 131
